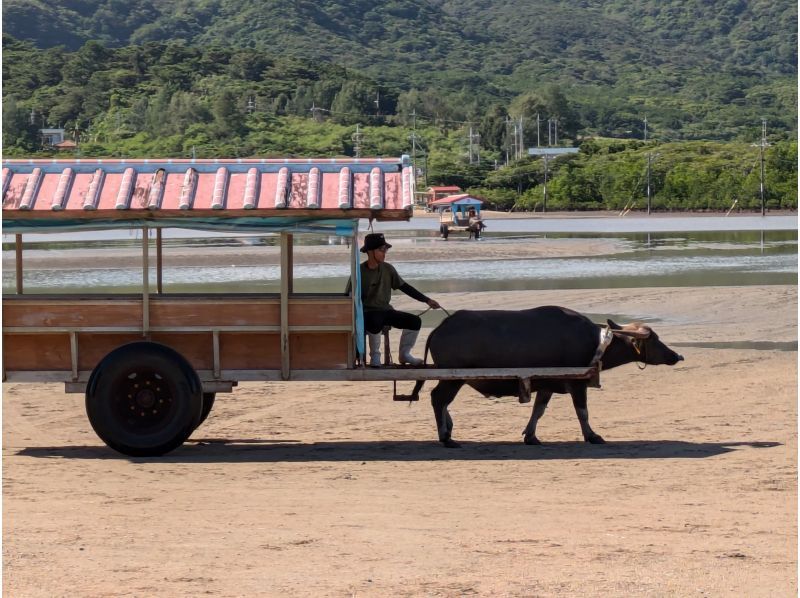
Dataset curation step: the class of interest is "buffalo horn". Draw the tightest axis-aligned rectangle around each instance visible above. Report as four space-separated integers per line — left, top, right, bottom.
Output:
613 326 651 339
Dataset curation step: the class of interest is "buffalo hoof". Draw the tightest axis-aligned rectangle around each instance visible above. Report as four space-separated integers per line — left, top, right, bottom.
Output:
441 438 461 449
523 434 542 445
585 434 606 444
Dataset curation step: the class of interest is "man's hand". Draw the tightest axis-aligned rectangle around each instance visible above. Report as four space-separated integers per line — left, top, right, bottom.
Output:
427 298 441 309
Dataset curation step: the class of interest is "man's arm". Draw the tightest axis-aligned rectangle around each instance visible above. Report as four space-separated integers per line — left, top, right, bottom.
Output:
398 282 440 309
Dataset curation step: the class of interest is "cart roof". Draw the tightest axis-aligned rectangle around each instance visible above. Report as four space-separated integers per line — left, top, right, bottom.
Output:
2 156 414 233
429 194 484 207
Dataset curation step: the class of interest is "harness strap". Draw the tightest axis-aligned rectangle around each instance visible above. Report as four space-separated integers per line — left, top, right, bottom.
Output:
590 326 614 367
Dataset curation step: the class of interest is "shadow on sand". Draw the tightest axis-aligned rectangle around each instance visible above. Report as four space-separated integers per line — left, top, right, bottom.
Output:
14 439 781 463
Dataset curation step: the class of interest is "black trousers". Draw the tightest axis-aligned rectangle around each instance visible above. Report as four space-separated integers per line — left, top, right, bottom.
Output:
364 309 421 334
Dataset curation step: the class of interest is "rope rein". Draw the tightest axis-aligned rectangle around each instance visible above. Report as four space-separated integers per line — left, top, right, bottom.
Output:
418 306 452 318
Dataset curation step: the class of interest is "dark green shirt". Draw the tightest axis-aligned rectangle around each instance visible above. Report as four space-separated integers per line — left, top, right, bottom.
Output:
359 261 404 310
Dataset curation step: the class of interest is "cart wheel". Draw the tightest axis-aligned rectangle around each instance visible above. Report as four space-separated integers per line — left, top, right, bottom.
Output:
440 224 449 240
86 342 202 457
198 392 216 428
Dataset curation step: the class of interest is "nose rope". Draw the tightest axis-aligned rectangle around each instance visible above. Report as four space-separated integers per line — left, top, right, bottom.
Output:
634 340 647 370
418 306 451 317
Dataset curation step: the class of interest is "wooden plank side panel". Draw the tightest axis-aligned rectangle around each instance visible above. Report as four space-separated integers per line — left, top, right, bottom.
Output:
290 332 350 369
289 300 351 326
149 300 281 327
3 296 352 329
149 333 214 369
3 300 142 327
3 333 72 370
76 333 144 369
4 331 350 373
219 332 281 369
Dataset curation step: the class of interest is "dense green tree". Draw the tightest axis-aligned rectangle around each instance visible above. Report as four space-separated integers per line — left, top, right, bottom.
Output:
2 95 40 150
211 89 244 136
480 105 508 153
330 81 376 124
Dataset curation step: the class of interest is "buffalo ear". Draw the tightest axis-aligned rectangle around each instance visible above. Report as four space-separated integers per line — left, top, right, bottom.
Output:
607 319 622 330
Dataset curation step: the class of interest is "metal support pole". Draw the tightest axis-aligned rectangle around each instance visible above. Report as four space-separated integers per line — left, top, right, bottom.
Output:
14 234 23 294
156 227 163 294
142 226 150 337
350 227 360 366
280 232 293 380
212 330 221 379
69 332 79 381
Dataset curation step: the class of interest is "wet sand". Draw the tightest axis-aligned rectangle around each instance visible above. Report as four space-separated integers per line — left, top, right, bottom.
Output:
2 237 797 596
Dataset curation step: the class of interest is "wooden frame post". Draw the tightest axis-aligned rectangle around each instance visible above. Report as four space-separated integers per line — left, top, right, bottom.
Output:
280 232 293 380
15 234 23 294
142 226 150 337
350 228 361 366
156 227 163 294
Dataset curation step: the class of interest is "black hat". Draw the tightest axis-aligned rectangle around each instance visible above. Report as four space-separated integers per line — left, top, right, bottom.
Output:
361 232 392 253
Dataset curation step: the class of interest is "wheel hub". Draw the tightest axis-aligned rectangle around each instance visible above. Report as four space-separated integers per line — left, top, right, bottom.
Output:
135 388 156 409
116 372 173 425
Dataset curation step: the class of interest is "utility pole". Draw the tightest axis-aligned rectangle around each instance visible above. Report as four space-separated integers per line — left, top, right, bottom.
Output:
374 92 380 116
757 119 769 216
409 109 419 179
310 103 322 122
536 113 540 147
504 117 511 165
247 96 255 114
509 119 518 163
518 116 524 160
352 124 362 158
646 152 652 215
468 126 481 165
543 153 549 213
645 117 651 214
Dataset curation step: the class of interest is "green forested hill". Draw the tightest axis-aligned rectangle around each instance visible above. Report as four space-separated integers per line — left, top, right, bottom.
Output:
2 1 796 210
3 0 796 139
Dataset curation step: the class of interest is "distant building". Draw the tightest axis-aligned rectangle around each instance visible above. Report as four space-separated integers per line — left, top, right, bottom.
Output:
54 140 78 151
426 185 462 207
40 128 65 146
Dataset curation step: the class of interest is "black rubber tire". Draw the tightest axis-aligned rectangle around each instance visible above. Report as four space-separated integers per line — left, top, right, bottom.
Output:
86 342 202 457
198 392 216 428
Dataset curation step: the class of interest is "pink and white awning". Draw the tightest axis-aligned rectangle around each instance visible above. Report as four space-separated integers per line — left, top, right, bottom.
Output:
2 156 415 220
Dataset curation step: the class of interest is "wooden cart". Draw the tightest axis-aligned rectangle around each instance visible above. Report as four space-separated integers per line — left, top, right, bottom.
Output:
2 156 597 456
430 194 485 240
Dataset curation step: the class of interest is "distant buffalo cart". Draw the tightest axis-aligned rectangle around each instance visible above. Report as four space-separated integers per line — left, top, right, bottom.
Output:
4 156 599 456
430 194 486 240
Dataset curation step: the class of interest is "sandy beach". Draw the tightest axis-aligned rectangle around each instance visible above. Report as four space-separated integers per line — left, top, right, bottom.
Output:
2 233 797 596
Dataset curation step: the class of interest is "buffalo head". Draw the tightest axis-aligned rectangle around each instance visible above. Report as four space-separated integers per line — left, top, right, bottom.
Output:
607 319 684 366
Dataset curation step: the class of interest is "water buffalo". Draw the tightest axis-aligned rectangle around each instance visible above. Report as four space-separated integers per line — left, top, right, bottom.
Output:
416 306 684 448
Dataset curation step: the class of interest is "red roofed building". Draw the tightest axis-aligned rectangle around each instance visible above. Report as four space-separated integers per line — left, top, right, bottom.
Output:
426 185 462 208
54 140 78 151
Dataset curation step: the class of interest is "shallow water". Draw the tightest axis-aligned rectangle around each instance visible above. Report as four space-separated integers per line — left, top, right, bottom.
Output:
370 214 797 234
4 229 795 294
